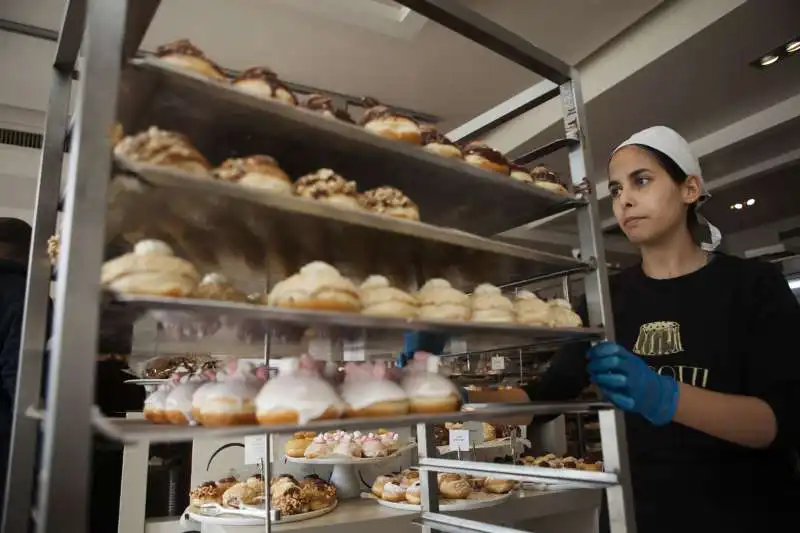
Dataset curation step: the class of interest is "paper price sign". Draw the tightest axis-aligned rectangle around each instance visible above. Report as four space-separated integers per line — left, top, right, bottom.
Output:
449 429 471 451
244 435 267 465
491 356 505 371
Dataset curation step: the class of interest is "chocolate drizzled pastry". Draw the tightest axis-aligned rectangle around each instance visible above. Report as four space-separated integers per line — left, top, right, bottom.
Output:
212 155 292 194
233 67 298 105
463 142 509 166
508 162 534 184
293 169 361 210
420 125 457 147
303 94 354 123
236 66 278 80
358 105 414 126
530 164 563 185
359 186 420 221
154 39 226 80
359 104 421 144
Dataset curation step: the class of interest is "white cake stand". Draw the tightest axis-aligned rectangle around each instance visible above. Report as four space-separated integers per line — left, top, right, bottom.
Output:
285 443 415 499
181 500 337 527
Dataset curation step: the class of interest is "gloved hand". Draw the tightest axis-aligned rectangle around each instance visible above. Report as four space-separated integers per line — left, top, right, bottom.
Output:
587 341 679 426
396 331 449 367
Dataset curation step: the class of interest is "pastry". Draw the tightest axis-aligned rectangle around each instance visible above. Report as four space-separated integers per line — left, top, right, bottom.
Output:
212 155 293 194
101 240 200 297
420 125 462 158
193 273 248 302
509 163 534 184
293 168 362 211
285 433 312 458
482 423 497 442
255 355 344 425
372 475 397 498
47 234 59 265
272 486 309 515
468 476 486 490
359 105 421 144
399 470 419 488
359 186 420 221
222 482 259 508
360 433 389 458
340 362 409 417
143 384 172 424
463 142 510 174
154 39 226 81
165 373 205 424
484 478 515 494
513 290 550 325
415 278 470 321
113 126 211 177
190 482 222 507
579 461 603 472
331 433 362 457
380 481 407 503
359 275 418 319
271 475 300 499
470 283 514 323
402 353 461 413
190 371 220 424
439 478 472 499
437 473 464 485
530 164 570 195
299 476 337 511
303 94 354 123
199 372 260 426
379 431 401 453
561 457 580 469
267 261 361 312
303 434 333 459
405 480 422 504
216 476 238 493
232 67 297 105
246 473 265 494
547 298 582 327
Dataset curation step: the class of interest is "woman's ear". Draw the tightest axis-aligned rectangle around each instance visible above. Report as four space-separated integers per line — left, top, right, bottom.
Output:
682 175 702 205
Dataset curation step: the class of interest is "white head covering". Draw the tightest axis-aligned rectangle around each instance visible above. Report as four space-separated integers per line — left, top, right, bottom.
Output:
612 125 721 251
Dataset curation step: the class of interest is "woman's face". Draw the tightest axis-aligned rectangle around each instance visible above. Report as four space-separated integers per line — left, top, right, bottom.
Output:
608 146 700 246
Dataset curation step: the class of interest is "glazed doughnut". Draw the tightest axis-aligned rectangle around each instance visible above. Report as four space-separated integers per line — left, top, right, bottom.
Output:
359 104 422 144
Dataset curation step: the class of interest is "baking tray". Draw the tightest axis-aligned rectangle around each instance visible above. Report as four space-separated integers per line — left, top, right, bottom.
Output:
117 57 584 237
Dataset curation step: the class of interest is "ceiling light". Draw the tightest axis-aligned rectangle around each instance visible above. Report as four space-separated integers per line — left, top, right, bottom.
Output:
787 41 800 54
789 279 800 290
732 203 743 210
759 54 779 67
746 198 755 206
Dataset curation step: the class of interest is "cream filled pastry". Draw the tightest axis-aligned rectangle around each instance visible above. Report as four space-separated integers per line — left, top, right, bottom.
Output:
359 275 418 319
402 352 461 413
154 39 226 81
193 273 248 302
380 481 407 502
359 186 420 221
165 373 205 425
267 261 361 312
547 298 583 327
199 372 260 427
513 290 551 326
470 283 514 323
101 240 200 297
212 155 293 194
360 433 389 458
420 125 463 158
293 168 362 211
114 126 211 177
256 355 343 425
303 94 354 123
415 278 471 321
340 362 409 417
144 384 172 423
359 105 422 144
509 163 534 184
463 142 510 174
232 67 298 105
190 371 219 424
530 164 570 195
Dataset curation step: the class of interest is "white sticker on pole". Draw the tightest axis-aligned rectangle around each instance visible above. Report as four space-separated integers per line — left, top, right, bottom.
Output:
491 356 505 371
449 429 470 451
244 435 267 465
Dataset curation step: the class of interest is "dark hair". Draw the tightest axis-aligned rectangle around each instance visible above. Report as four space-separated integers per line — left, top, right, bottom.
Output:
0 218 32 263
633 144 701 236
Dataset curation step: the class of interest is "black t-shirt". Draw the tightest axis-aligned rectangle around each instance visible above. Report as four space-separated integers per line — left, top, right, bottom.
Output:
525 253 800 533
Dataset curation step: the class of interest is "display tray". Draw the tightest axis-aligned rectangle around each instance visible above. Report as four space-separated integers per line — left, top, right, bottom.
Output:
363 490 513 512
183 500 337 526
117 57 584 238
107 162 587 289
285 442 416 465
91 401 611 444
437 436 531 455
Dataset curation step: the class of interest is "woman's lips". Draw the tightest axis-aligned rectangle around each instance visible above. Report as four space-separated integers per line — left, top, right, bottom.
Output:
623 216 646 228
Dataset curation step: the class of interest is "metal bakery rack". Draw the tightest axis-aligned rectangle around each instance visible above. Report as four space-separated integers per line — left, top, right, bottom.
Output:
3 1 635 533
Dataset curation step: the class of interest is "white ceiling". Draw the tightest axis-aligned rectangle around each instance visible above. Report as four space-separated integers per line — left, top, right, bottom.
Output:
0 0 663 127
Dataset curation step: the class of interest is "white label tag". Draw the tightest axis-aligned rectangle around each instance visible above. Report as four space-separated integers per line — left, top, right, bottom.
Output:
491 356 505 371
244 435 267 465
449 429 470 451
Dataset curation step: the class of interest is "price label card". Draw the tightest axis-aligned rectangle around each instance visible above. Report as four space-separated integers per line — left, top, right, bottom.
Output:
244 435 267 465
491 356 505 371
449 429 471 451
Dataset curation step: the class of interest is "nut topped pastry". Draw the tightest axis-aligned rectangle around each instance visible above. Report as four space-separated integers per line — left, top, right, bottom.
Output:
359 104 422 144
359 186 420 221
303 94 354 123
508 163 534 184
212 155 292 194
190 481 222 507
420 125 462 159
154 39 226 81
233 67 297 105
293 168 361 210
463 142 510 174
114 126 211 177
530 164 569 195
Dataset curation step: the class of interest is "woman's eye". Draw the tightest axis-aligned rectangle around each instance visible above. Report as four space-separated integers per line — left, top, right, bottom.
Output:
609 184 621 198
634 176 651 187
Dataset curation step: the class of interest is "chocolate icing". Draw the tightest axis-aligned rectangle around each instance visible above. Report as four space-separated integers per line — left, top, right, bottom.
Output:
530 164 565 186
234 68 298 105
463 142 509 166
304 94 354 123
419 124 458 147
156 39 207 58
359 105 416 126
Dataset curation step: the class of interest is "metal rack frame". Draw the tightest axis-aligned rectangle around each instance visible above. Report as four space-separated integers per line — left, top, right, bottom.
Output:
2 1 636 532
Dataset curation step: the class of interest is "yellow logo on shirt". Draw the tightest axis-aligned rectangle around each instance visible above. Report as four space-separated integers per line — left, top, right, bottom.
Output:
632 321 683 356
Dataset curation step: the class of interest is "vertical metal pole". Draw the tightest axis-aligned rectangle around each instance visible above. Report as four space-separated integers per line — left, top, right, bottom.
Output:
416 422 439 533
1 69 72 533
36 0 128 531
561 71 635 533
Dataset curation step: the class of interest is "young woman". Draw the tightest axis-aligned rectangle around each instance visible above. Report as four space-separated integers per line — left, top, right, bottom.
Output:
405 126 800 533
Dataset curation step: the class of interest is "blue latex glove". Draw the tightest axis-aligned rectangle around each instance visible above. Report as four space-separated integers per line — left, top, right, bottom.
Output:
587 341 679 426
395 331 449 368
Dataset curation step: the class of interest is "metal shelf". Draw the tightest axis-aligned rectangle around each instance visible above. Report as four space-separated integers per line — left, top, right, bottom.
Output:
108 161 588 288
89 402 611 444
117 57 585 237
